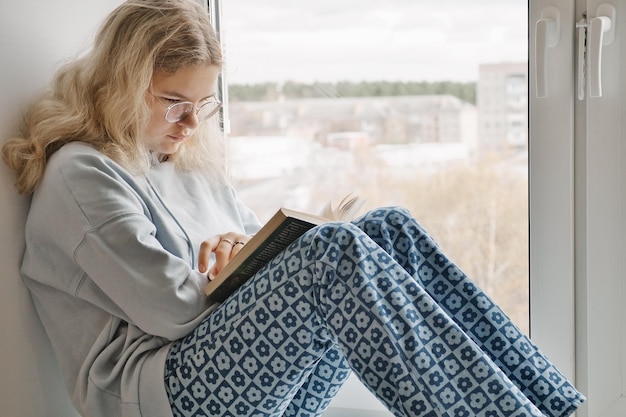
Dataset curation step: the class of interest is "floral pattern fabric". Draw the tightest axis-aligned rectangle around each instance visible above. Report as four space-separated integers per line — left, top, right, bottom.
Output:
165 207 585 416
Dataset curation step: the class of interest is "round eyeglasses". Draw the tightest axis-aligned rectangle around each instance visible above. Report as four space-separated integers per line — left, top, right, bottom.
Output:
153 94 222 123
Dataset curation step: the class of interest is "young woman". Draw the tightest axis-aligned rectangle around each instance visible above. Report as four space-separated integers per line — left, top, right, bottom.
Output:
2 1 584 416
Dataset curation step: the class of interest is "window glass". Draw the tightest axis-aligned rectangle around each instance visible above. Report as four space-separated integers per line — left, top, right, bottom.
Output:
221 0 528 334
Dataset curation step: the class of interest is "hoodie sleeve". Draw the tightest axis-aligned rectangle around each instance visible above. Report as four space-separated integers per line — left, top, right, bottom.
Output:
53 148 213 340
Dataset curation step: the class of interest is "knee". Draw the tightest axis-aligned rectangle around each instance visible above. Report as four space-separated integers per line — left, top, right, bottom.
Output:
307 221 383 268
354 206 415 238
359 206 414 228
312 221 366 250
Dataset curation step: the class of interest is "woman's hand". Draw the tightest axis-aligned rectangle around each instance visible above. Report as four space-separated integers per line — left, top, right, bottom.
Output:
198 233 251 280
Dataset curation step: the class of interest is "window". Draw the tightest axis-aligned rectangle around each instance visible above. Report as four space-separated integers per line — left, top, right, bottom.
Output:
220 0 528 327
218 0 528 413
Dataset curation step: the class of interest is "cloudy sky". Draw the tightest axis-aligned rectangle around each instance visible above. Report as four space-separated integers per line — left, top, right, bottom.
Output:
220 0 527 84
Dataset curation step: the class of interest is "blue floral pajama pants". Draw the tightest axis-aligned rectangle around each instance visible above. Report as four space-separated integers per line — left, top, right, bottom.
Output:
164 207 585 417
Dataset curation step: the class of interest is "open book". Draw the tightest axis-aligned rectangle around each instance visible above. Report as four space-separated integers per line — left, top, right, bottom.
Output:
204 194 365 303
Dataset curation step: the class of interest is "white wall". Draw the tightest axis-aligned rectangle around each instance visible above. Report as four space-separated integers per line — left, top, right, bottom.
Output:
0 1 122 416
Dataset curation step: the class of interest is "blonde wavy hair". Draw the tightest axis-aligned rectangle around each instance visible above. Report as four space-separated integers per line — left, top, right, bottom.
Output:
2 0 224 195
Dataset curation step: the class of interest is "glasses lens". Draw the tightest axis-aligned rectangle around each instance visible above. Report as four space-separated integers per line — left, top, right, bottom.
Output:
165 102 194 123
197 101 221 120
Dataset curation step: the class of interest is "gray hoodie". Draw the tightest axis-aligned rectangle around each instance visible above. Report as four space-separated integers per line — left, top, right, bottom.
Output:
21 142 261 417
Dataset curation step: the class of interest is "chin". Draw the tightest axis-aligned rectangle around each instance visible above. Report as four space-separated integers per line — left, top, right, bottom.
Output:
160 143 183 155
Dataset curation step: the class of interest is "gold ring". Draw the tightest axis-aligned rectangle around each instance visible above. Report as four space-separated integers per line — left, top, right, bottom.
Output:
234 241 245 246
220 238 234 246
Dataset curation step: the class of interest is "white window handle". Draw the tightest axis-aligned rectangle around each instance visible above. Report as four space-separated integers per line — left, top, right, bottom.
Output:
588 4 616 98
535 6 560 98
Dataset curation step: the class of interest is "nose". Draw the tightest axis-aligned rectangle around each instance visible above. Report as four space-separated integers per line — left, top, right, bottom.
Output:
177 110 200 130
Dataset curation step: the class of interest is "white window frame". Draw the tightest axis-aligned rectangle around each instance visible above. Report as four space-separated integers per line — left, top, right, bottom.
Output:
530 0 626 416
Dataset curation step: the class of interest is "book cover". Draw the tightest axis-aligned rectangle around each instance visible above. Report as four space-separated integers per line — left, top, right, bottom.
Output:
203 208 328 303
203 195 365 303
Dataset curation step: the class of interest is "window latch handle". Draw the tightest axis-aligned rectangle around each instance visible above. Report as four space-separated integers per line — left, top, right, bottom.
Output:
588 4 615 98
535 6 560 98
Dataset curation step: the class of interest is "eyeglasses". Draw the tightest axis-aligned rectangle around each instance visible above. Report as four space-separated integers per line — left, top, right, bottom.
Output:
152 94 222 123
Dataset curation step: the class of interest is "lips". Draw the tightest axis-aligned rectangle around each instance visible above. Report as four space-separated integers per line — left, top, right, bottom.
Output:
168 134 188 142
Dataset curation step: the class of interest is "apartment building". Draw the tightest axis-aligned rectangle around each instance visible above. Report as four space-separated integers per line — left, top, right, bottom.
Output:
477 62 528 152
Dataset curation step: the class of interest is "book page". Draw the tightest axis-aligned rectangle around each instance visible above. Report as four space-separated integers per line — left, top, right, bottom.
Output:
320 193 366 221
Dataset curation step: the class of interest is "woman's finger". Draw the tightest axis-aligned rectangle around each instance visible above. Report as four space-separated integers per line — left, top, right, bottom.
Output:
200 233 251 278
198 235 221 273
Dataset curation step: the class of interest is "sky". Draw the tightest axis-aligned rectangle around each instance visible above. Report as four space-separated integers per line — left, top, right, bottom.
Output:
220 0 528 84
